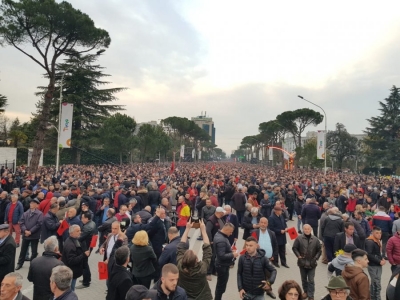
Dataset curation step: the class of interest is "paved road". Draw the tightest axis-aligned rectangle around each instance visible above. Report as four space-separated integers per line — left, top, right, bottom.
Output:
15 217 391 299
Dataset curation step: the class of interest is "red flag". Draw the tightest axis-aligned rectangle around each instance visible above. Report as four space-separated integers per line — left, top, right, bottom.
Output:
240 249 246 255
287 227 298 240
251 231 258 240
98 262 108 280
57 220 69 236
395 205 400 213
170 162 175 174
211 165 215 171
231 242 237 251
90 235 98 248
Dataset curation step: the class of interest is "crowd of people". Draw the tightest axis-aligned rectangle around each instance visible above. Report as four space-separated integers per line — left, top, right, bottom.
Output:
0 162 400 300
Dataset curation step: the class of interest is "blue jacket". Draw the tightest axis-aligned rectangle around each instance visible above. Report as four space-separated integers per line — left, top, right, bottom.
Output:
301 203 321 227
158 236 182 269
372 213 392 233
4 201 24 224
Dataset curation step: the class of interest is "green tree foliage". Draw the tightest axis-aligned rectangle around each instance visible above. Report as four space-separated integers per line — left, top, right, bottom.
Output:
8 118 27 147
294 138 324 168
99 113 136 165
38 54 125 164
364 86 400 172
258 120 286 145
0 0 110 173
276 108 324 148
136 124 172 162
327 123 358 170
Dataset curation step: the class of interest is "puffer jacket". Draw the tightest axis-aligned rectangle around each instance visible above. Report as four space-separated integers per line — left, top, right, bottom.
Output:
331 254 354 270
147 190 162 207
365 238 382 267
152 279 187 300
292 234 322 269
321 214 344 238
213 230 234 267
237 249 277 296
387 233 400 266
342 265 370 300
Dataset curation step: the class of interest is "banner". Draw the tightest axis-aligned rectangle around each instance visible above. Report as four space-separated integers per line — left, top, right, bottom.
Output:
198 151 201 160
59 103 73 148
268 147 273 161
180 145 185 158
192 149 195 158
317 130 325 160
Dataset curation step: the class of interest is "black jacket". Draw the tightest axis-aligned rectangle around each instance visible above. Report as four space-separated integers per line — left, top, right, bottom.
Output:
40 211 60 243
253 229 278 259
321 214 344 238
0 234 16 283
292 234 322 269
28 251 64 300
152 279 187 300
148 190 162 207
147 216 166 257
106 264 133 300
0 198 10 224
268 213 287 245
62 237 86 279
294 199 304 216
158 236 181 269
301 203 321 227
237 249 277 295
79 220 96 250
242 213 262 240
260 198 272 218
130 244 157 278
213 230 234 267
365 238 382 267
333 232 362 255
206 214 226 242
54 290 78 300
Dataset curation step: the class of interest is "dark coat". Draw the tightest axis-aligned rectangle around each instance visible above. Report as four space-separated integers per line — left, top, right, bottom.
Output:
333 232 362 255
62 216 82 241
237 249 277 296
79 220 96 250
242 213 262 240
294 199 304 216
129 244 157 277
365 238 382 266
301 203 321 227
62 237 86 279
158 236 181 269
321 214 344 238
4 201 24 224
54 290 78 300
225 213 239 245
231 192 246 212
152 279 187 300
148 190 162 207
292 234 322 269
40 211 60 243
213 230 234 267
260 198 272 218
106 264 133 300
268 213 287 245
0 198 10 225
138 209 152 224
206 214 226 243
253 229 278 259
28 251 64 300
147 216 166 258
0 234 16 283
20 208 43 240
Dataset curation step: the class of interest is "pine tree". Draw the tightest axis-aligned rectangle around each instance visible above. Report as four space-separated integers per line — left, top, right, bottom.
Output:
364 85 400 172
42 55 125 164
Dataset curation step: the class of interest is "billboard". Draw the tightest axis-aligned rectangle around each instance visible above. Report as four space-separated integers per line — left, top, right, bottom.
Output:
317 130 325 160
59 103 73 148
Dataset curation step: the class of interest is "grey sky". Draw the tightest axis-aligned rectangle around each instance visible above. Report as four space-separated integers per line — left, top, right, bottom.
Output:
2 0 400 154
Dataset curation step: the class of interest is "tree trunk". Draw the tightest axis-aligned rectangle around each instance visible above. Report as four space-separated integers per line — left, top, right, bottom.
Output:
29 78 55 174
119 152 122 165
76 148 81 165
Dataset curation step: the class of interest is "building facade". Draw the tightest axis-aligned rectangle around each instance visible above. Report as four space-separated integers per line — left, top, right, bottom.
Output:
191 113 216 144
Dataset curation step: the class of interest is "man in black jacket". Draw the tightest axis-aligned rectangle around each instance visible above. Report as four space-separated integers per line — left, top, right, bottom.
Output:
40 203 60 244
268 206 289 268
62 224 90 291
292 224 322 300
28 236 64 300
213 222 239 300
76 211 96 289
158 226 181 269
106 246 133 300
321 207 344 262
0 224 16 284
242 207 262 240
238 236 277 300
333 222 362 255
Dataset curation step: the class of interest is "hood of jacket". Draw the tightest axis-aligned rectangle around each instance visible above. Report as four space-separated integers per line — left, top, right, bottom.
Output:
342 265 364 280
333 255 354 268
329 214 342 221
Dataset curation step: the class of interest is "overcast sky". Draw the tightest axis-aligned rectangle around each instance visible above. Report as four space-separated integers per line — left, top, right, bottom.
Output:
2 0 400 154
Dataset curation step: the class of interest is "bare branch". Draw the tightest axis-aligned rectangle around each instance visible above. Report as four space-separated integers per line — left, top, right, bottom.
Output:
11 41 47 71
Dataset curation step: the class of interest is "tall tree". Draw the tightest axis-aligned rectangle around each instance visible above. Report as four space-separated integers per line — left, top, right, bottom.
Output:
327 123 358 170
364 86 400 172
39 54 125 164
99 113 136 165
0 0 110 173
295 138 324 168
259 120 286 145
276 108 324 148
0 94 7 112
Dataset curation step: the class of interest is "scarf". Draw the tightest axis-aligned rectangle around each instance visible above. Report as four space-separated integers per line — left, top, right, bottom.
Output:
366 235 382 250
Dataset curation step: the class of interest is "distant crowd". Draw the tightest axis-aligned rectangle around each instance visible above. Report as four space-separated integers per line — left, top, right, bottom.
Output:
0 162 400 300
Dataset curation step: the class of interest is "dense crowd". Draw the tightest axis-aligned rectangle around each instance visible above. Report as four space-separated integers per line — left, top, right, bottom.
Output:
0 162 400 300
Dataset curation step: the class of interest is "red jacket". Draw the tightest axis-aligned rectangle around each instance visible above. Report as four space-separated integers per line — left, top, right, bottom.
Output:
387 233 400 265
346 198 357 212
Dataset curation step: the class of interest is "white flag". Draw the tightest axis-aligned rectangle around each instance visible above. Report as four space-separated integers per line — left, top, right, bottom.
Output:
317 130 325 160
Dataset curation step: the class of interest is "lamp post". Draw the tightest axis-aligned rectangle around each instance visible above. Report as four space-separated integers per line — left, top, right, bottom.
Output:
55 49 105 172
298 95 327 176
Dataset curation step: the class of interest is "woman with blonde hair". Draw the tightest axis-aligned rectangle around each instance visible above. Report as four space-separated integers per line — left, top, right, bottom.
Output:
129 230 157 288
176 219 212 300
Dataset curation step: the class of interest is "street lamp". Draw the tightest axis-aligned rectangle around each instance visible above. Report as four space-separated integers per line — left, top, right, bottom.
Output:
298 95 328 176
55 49 105 172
